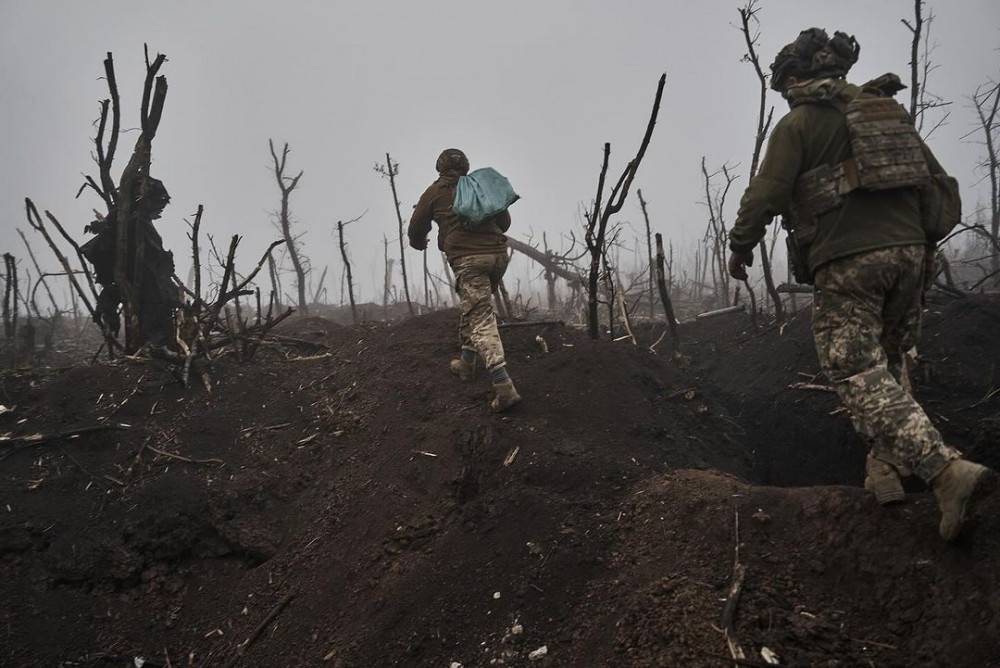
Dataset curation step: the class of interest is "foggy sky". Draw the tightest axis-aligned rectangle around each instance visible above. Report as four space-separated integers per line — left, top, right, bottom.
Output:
2 0 998 305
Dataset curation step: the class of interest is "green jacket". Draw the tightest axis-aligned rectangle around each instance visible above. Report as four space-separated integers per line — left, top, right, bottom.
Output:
729 80 944 272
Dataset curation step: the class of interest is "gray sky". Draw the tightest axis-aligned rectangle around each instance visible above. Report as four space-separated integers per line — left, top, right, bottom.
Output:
2 0 998 305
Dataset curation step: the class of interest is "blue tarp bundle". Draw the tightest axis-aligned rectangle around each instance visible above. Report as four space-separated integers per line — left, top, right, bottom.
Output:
453 167 520 228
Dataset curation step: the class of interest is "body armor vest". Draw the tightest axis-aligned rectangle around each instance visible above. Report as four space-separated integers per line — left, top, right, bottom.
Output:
794 94 929 221
782 77 936 284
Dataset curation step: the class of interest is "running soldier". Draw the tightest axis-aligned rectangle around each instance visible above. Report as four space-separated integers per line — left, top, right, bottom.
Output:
408 149 521 412
728 28 996 540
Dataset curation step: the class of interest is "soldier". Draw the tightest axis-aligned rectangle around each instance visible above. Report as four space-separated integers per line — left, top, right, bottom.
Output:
408 148 521 412
728 28 996 541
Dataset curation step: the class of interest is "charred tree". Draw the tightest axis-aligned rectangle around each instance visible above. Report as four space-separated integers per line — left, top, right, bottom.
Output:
654 234 679 352
900 1 951 137
17 229 59 316
904 0 924 121
541 233 559 312
112 48 172 350
267 252 281 309
701 159 738 307
2 254 17 341
382 235 393 318
24 200 120 355
585 74 666 338
312 266 328 305
268 139 309 314
337 220 358 324
506 237 583 287
637 189 656 319
972 82 1000 280
375 154 414 316
440 252 457 305
423 249 431 312
738 1 784 321
56 47 178 353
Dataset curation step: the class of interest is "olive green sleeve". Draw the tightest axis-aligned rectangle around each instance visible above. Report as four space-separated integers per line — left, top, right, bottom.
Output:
729 116 804 254
407 185 436 250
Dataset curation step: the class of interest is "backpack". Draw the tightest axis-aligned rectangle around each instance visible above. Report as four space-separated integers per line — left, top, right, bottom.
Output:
453 168 519 231
918 172 961 244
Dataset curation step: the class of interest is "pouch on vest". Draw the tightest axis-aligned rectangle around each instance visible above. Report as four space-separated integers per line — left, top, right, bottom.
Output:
453 168 520 232
789 91 941 274
918 173 961 243
845 97 929 190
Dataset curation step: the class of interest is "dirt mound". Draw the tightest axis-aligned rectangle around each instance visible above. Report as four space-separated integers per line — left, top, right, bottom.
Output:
600 469 1000 668
1 300 997 667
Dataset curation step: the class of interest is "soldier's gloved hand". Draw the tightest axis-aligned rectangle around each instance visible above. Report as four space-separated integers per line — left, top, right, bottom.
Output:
728 248 754 281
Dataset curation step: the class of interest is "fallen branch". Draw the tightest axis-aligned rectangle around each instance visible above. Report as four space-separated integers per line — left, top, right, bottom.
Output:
226 591 296 667
497 319 565 329
648 328 668 353
696 304 746 321
285 353 333 362
850 637 898 651
0 422 130 446
147 443 224 466
98 373 146 422
265 333 329 349
721 504 747 665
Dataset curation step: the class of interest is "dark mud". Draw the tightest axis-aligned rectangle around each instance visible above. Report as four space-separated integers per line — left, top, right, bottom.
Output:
1 296 997 667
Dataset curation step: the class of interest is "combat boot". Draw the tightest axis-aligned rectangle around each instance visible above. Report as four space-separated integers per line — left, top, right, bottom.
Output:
490 379 521 413
864 453 906 505
449 358 476 382
931 459 997 541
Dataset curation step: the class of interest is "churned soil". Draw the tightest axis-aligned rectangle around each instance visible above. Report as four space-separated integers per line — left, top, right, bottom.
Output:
0 296 997 667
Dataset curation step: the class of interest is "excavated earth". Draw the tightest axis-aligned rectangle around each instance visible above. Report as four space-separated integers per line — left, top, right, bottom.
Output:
0 295 998 667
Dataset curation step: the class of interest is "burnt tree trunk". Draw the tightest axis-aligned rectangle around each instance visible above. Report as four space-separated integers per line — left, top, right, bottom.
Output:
506 237 582 286
267 252 280 309
268 139 308 314
337 220 357 324
738 2 784 321
440 252 457 305
17 229 59 315
3 254 16 341
637 189 656 320
654 234 679 352
107 48 172 352
383 236 393 319
423 249 431 312
585 73 666 339
973 84 1000 278
382 153 415 316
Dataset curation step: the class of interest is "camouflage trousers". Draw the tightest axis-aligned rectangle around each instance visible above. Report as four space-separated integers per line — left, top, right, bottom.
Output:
812 244 960 482
451 253 509 370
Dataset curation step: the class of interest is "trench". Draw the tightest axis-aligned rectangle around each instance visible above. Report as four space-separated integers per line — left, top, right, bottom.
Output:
743 397 867 487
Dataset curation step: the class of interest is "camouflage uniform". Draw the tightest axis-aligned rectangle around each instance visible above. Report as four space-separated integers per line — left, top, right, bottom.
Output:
812 244 960 481
452 253 509 371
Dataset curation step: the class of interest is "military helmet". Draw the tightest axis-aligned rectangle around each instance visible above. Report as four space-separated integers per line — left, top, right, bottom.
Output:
436 148 470 176
770 28 860 92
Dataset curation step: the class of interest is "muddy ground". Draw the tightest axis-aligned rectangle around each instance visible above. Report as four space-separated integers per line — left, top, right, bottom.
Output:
1 295 998 667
